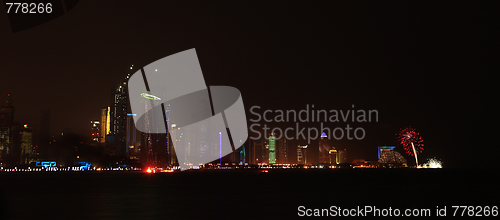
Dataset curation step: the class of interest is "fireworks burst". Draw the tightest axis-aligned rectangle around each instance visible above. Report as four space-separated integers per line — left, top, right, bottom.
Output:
397 127 424 167
418 158 442 168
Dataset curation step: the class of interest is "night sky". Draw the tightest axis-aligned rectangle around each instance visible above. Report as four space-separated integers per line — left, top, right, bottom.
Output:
1 1 497 168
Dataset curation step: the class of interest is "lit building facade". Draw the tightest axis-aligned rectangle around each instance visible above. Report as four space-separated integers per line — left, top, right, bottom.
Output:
262 142 269 165
268 133 276 164
139 95 164 167
378 146 395 159
238 145 246 165
136 85 171 168
107 73 131 157
297 145 308 164
16 124 33 164
169 124 178 166
337 149 348 164
377 146 407 166
329 149 338 164
0 94 14 159
91 120 100 142
318 132 330 164
110 79 128 145
100 107 108 143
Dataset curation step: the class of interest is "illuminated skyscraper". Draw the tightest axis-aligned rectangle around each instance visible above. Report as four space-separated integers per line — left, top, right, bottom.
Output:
110 78 128 145
140 96 161 167
164 104 171 166
108 73 132 157
106 107 110 135
0 126 9 165
268 133 276 164
15 124 33 164
297 145 308 164
137 87 170 167
0 94 14 156
262 141 269 165
318 132 330 163
169 124 178 166
329 149 338 164
100 108 108 143
238 145 246 165
91 120 100 142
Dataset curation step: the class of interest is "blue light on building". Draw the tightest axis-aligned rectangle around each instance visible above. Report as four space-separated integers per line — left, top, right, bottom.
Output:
36 161 56 168
378 146 395 159
77 162 91 170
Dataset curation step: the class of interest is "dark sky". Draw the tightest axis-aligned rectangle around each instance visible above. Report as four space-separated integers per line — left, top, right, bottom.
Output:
1 1 497 167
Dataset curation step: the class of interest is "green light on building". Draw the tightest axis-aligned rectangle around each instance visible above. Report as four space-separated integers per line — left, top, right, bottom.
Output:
140 93 161 101
269 133 276 164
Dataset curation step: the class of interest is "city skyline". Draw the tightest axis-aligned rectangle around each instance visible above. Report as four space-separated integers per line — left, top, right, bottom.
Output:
0 1 496 168
1 2 497 219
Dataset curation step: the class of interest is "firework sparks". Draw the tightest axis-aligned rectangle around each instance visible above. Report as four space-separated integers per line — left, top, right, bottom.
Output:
418 158 442 168
397 127 424 167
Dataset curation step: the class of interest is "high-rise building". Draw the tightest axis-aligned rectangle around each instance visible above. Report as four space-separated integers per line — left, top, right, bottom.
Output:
262 141 269 165
138 88 169 168
15 124 33 164
164 104 171 166
110 79 128 144
0 126 9 164
318 132 330 164
248 139 259 165
248 139 266 165
268 133 276 164
126 113 141 159
1 94 15 166
91 120 100 142
238 145 246 165
169 124 178 166
329 149 338 164
107 73 132 157
297 145 308 164
277 136 288 164
100 108 108 143
337 149 348 164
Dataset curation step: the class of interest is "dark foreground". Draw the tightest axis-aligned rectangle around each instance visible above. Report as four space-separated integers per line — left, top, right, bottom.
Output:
0 168 498 219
